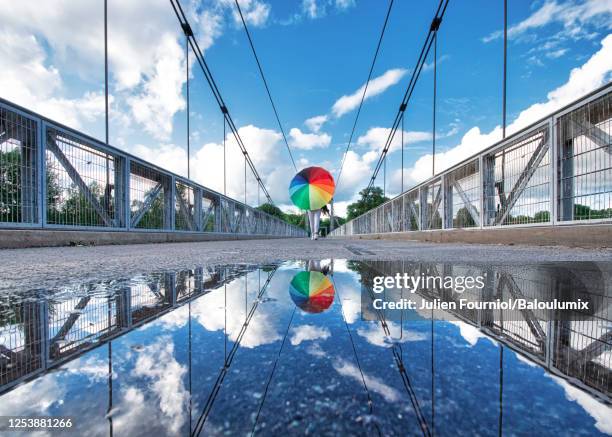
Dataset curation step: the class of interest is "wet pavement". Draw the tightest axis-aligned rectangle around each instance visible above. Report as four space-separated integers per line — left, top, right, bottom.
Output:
1 238 612 291
0 259 611 436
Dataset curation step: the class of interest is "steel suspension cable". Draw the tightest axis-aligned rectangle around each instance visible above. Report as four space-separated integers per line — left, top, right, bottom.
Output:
401 113 404 192
223 116 227 196
233 0 297 172
366 0 450 192
191 269 277 436
432 31 437 177
331 277 377 423
335 0 395 192
186 31 191 179
104 0 109 146
251 307 296 434
169 0 274 204
363 280 431 436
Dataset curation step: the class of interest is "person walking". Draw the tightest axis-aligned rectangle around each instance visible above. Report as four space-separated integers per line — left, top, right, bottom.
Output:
288 166 335 240
308 204 329 240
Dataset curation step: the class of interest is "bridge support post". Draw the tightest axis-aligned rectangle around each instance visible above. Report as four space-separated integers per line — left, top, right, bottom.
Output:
214 197 222 232
38 119 45 226
419 187 427 230
560 137 574 221
478 156 484 229
164 273 177 305
483 155 496 226
39 301 49 370
117 287 132 329
442 175 452 229
20 132 37 223
123 158 131 229
194 187 203 231
114 156 128 228
164 176 175 230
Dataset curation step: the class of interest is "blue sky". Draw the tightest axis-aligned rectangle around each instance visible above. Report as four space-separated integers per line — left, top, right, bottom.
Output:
1 0 611 216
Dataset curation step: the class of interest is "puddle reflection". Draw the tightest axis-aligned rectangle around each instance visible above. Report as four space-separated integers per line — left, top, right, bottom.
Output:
0 260 610 436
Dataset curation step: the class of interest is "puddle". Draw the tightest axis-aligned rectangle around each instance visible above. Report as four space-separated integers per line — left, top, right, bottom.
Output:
0 260 611 436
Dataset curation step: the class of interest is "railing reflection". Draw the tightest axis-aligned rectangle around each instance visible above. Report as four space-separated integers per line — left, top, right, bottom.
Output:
360 261 612 402
0 264 266 394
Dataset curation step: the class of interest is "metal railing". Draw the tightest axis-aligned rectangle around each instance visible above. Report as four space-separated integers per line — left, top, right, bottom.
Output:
332 83 612 236
0 98 306 237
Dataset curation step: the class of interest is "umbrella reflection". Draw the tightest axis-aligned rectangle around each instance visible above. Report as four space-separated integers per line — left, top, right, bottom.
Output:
289 271 335 313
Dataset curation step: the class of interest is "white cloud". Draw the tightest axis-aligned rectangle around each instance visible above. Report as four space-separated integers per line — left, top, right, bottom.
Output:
548 374 612 434
289 127 332 150
0 0 272 143
305 114 328 132
483 0 612 43
303 0 319 19
300 0 356 19
546 48 569 58
335 150 373 199
127 34 186 140
0 24 105 130
332 68 407 118
132 123 294 203
290 325 331 345
228 0 271 27
335 0 356 9
357 127 431 153
449 321 494 347
132 338 189 435
333 357 401 402
356 322 426 347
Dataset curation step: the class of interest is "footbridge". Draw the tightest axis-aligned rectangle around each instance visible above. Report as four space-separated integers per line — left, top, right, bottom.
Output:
331 84 612 247
1 0 611 249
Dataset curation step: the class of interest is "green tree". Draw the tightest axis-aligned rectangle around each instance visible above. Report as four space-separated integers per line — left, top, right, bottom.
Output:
285 212 306 228
346 186 388 220
59 181 108 226
533 210 551 223
0 149 22 221
256 203 285 220
454 206 476 228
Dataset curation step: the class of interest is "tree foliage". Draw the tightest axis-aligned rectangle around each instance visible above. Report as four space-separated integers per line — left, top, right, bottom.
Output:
346 187 388 220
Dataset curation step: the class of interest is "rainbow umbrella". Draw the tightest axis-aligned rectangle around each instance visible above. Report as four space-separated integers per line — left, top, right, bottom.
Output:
289 271 335 313
289 166 335 211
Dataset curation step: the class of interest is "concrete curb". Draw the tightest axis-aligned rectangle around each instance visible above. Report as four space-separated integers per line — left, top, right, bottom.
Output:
330 224 612 248
0 229 296 249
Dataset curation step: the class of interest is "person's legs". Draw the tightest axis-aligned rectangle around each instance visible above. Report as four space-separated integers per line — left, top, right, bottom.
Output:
313 210 321 239
307 211 316 239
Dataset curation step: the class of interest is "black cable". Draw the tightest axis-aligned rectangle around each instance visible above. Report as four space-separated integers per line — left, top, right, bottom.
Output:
169 0 274 204
502 0 507 139
223 116 227 195
367 0 450 192
331 277 378 426
251 308 296 435
336 0 395 192
104 0 109 146
401 113 404 192
233 0 297 172
432 32 437 177
186 32 191 179
191 269 277 436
